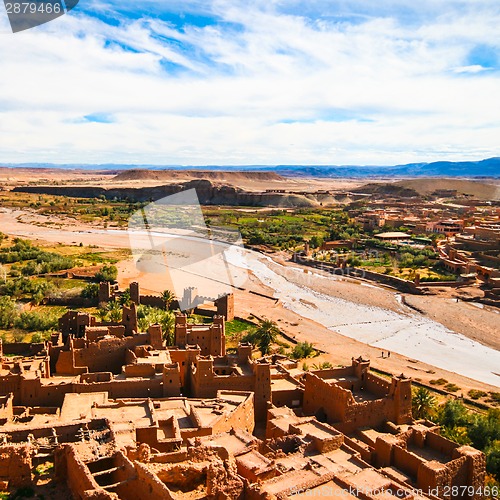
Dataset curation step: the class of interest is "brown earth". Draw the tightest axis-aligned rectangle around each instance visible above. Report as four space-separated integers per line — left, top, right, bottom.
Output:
112 169 285 183
357 178 500 200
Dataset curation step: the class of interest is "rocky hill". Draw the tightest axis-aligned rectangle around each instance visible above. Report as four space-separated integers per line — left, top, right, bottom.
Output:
112 169 285 183
355 178 500 200
12 179 318 208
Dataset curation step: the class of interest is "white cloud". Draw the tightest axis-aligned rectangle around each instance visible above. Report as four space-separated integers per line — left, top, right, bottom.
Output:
0 1 499 165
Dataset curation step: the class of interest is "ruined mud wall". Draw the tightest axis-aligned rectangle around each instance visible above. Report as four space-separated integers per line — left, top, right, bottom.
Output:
426 431 458 456
212 392 255 435
55 444 114 499
0 444 32 488
340 398 399 434
190 368 254 399
56 333 152 376
123 462 175 500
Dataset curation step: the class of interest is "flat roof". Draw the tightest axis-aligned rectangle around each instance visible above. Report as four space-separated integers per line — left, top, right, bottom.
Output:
375 232 410 239
271 377 301 391
296 421 340 440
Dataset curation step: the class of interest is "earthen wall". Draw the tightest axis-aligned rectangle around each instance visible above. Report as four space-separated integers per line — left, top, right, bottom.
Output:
0 444 32 488
212 392 255 435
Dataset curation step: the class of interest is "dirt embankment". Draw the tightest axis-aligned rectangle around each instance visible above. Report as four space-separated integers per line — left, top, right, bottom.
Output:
356 178 500 201
12 180 322 208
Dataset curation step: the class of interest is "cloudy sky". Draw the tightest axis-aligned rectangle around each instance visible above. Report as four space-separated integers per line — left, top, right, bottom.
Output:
0 0 499 166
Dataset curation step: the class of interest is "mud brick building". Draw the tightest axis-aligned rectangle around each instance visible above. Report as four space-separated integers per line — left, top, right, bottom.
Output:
0 295 486 499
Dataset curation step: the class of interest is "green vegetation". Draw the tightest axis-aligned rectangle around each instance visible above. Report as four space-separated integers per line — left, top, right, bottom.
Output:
0 191 148 229
137 305 175 345
0 295 60 340
34 461 54 476
81 283 99 300
0 296 17 328
162 289 176 309
243 319 281 355
412 386 436 419
0 277 53 301
436 401 500 483
0 194 462 284
429 378 448 386
226 318 256 337
412 393 500 486
290 341 317 360
489 393 500 404
204 207 335 250
14 311 58 332
329 212 361 240
468 390 488 400
0 239 74 276
312 361 333 370
94 264 118 283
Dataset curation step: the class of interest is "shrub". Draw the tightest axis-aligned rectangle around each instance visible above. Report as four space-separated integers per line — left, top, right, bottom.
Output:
429 378 448 386
94 264 118 283
0 296 17 328
489 392 500 403
437 399 470 428
444 383 460 392
312 361 333 370
290 341 316 360
14 311 58 332
31 333 43 343
81 283 99 299
468 389 487 400
468 410 500 450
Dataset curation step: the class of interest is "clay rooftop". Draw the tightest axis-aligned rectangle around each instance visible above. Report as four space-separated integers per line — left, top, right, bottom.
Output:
197 428 257 456
295 420 341 441
270 376 302 391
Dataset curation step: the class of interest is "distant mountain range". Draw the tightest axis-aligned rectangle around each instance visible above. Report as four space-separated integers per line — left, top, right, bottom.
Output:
2 157 499 178
271 158 500 178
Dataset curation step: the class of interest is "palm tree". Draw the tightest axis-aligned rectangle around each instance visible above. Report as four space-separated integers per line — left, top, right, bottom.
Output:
162 289 176 310
118 288 131 306
255 319 280 355
162 311 175 346
412 387 436 420
97 305 109 322
312 361 333 370
107 301 122 322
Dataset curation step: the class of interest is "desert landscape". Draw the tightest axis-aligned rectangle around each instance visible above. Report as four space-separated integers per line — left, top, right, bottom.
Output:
2 1 500 496
1 166 499 390
0 164 499 498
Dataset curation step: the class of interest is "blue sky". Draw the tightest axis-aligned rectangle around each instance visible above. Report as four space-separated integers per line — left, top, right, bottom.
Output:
0 0 499 165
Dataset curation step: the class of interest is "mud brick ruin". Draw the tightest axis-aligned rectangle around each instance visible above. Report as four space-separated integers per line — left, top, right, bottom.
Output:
0 286 485 499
